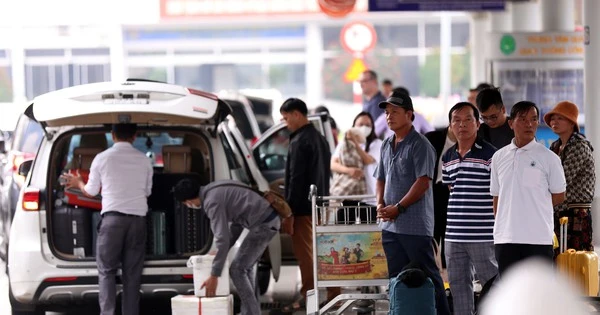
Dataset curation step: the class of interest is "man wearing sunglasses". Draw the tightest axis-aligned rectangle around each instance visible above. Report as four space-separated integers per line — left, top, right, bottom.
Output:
476 88 514 149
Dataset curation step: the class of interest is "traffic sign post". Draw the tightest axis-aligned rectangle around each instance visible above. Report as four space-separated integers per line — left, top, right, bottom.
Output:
340 21 377 105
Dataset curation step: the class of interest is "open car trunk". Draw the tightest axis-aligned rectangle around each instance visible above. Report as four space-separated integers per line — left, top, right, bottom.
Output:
46 127 214 261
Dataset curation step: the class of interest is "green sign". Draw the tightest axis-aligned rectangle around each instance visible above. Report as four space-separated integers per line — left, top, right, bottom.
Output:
500 34 516 55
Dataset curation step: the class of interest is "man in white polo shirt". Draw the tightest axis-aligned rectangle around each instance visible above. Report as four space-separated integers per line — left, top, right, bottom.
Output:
490 101 566 276
62 123 153 315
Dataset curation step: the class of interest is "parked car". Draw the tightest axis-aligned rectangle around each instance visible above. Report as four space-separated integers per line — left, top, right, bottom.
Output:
7 80 334 314
0 114 43 262
218 91 262 146
244 95 275 133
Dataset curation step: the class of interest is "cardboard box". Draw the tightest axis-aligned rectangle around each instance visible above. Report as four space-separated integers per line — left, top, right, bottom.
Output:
171 295 233 315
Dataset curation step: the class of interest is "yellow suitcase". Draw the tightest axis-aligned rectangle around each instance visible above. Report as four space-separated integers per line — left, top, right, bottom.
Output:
556 217 599 296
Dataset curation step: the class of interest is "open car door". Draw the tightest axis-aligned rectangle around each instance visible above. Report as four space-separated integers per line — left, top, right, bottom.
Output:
251 113 335 266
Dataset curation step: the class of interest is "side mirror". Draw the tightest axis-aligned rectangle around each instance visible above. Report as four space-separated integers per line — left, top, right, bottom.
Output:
18 159 34 177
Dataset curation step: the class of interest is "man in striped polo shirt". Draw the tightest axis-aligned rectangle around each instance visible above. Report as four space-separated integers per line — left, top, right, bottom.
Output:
442 102 498 315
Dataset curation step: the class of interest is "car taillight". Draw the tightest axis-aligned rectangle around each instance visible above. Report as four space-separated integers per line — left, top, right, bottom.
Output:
182 274 194 279
22 188 40 211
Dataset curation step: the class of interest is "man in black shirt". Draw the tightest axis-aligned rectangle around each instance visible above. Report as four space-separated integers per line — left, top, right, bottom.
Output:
276 98 339 313
476 88 514 149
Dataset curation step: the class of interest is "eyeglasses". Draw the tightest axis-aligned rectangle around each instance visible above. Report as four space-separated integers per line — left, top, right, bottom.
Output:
358 77 374 84
480 111 502 123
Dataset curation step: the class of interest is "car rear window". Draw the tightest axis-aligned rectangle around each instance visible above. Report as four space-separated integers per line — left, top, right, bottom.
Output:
64 132 183 168
16 119 44 153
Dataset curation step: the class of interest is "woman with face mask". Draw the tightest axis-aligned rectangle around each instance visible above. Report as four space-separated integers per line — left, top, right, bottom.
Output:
330 112 383 224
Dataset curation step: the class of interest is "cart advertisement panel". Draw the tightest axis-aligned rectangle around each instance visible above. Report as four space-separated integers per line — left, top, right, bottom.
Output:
316 232 388 280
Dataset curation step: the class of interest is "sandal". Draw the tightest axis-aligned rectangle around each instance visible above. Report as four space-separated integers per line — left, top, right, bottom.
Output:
269 298 305 315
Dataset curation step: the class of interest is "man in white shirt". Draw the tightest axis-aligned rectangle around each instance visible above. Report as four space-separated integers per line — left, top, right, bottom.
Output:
62 124 153 315
490 101 566 276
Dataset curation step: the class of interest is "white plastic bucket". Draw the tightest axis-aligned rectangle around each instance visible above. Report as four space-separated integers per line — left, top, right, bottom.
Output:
187 255 230 297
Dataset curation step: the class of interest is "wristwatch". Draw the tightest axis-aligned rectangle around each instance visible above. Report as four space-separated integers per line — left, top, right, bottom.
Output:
395 202 407 214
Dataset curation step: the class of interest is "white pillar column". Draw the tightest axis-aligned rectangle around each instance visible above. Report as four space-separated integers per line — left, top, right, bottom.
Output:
541 0 575 32
440 13 451 109
109 24 125 82
583 0 600 254
488 7 512 32
511 1 541 32
305 22 323 107
470 12 488 87
10 26 26 104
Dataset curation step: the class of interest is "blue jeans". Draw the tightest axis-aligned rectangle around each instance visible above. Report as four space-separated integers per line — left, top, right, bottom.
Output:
382 230 450 315
230 218 279 315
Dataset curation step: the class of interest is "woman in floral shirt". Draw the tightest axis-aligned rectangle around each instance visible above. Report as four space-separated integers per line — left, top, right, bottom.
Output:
544 101 595 251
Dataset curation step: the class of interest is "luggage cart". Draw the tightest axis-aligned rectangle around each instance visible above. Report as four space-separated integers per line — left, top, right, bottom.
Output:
307 185 389 315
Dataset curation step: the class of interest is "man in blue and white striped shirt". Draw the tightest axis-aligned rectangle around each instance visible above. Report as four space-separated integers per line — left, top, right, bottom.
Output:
442 102 498 315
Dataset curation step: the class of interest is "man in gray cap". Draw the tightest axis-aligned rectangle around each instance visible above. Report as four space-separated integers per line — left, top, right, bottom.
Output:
375 91 450 315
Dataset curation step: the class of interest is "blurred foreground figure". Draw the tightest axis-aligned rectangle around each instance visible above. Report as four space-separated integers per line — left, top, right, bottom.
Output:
479 259 588 315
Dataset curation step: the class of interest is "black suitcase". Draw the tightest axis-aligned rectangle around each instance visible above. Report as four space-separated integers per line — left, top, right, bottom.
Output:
173 202 211 254
52 205 93 257
147 210 168 255
91 210 101 257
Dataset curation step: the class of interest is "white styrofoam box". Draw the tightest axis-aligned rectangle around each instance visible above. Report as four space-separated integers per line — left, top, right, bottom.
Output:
171 295 233 315
187 255 230 297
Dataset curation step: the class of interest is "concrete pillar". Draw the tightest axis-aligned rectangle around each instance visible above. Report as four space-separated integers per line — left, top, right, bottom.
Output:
305 23 323 107
511 0 541 32
109 24 125 82
541 0 575 32
440 13 451 109
10 26 26 104
583 0 600 254
470 12 488 87
488 6 512 32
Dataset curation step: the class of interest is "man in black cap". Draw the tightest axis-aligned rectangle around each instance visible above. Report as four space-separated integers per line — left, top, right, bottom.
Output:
375 91 450 315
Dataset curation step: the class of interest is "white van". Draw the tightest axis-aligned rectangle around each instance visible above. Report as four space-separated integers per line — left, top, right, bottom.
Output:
7 80 334 314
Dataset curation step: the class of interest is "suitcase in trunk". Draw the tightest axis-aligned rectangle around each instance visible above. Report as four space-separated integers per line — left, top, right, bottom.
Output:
173 202 211 254
147 210 168 255
52 205 93 257
91 210 101 257
63 169 102 210
556 216 599 296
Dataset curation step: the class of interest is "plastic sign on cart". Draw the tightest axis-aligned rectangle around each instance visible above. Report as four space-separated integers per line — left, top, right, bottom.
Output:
316 232 388 280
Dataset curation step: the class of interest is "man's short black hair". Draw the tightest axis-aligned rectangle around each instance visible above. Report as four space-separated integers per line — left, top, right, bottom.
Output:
280 98 308 116
382 79 392 86
509 101 539 120
173 178 200 202
392 86 410 97
476 88 504 112
470 82 493 92
448 102 480 123
112 123 137 140
363 70 378 81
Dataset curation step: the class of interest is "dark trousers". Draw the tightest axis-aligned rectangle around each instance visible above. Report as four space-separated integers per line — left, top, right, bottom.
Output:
97 214 147 315
495 243 554 276
291 216 341 301
432 182 449 268
382 230 450 315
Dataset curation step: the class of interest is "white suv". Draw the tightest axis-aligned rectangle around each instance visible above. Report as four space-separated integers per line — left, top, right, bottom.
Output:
7 80 334 314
